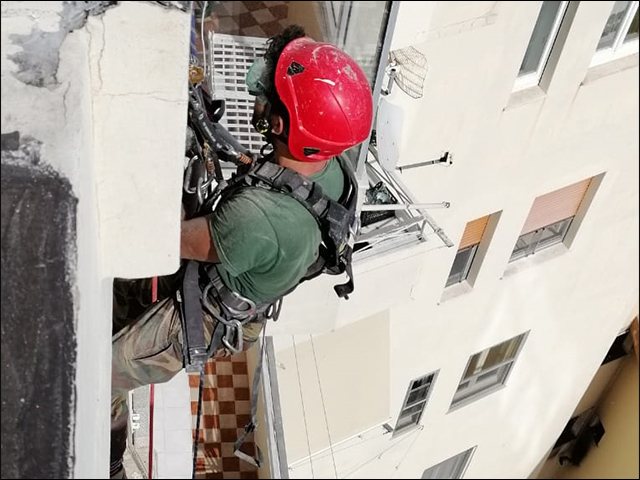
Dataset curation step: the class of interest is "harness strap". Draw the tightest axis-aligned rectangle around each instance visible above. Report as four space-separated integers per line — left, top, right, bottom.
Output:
252 162 331 223
177 261 209 372
333 246 354 299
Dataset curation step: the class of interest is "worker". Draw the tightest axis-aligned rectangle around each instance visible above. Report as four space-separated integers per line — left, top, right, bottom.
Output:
109 25 373 479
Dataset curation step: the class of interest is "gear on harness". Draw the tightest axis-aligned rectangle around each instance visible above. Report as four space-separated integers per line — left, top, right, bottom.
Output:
183 84 256 220
209 156 359 299
176 150 359 369
175 261 281 372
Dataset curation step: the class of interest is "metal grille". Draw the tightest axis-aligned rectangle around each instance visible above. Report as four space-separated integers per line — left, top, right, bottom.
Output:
389 46 428 99
209 33 268 156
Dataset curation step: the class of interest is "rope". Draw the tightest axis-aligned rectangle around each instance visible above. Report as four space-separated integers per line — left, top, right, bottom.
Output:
391 426 423 478
192 368 205 479
310 335 339 478
340 427 422 478
293 338 316 478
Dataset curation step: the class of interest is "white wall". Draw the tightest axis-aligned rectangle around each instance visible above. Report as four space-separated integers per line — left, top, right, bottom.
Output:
274 2 640 478
274 311 391 466
88 3 190 278
1 2 190 477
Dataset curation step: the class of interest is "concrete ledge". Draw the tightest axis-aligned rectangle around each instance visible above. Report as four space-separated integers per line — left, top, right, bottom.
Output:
582 53 639 86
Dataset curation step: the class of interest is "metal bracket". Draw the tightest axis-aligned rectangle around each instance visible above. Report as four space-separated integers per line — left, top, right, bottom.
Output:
381 62 398 96
396 151 453 172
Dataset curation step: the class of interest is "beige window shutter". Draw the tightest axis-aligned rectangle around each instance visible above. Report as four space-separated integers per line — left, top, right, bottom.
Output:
459 215 490 250
521 178 592 235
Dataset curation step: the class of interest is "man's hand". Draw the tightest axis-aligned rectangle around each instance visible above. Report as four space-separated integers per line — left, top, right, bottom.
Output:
180 216 220 263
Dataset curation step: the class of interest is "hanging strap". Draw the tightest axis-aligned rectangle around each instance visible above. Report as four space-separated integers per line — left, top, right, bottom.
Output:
333 246 354 299
177 261 210 372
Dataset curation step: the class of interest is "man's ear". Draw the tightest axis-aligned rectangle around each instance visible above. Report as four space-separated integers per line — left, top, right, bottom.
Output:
270 114 285 135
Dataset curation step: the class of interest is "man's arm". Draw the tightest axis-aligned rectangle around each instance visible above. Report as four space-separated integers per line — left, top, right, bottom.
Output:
180 217 220 263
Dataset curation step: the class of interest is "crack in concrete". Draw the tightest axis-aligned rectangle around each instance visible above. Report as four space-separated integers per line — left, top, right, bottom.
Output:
62 81 71 126
7 2 118 89
6 1 191 90
96 15 107 91
101 91 184 104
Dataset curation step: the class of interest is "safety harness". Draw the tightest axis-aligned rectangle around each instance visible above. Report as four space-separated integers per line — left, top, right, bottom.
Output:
181 156 358 474
219 156 358 297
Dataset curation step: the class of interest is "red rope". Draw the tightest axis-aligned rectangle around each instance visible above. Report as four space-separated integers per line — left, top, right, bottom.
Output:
151 276 158 303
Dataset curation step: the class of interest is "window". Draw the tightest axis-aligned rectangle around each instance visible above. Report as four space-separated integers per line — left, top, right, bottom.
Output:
510 216 573 262
451 332 528 408
510 177 592 263
394 372 437 436
515 1 569 91
447 245 479 286
446 215 490 287
422 447 476 479
592 1 639 66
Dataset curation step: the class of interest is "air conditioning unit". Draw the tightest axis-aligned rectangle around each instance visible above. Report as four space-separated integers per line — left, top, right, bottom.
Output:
552 408 605 467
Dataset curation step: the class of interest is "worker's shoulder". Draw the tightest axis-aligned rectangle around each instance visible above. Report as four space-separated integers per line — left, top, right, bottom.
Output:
225 157 347 210
223 186 308 220
229 184 297 204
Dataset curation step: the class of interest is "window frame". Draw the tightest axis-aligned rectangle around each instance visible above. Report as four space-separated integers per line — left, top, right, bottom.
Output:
393 371 438 437
514 1 570 91
455 360 513 402
450 332 529 410
509 216 574 263
421 447 477 479
322 1 353 48
591 1 639 67
446 244 480 287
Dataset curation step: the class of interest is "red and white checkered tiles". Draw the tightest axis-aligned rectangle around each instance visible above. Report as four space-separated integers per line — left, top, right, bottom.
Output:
190 354 259 479
203 1 290 39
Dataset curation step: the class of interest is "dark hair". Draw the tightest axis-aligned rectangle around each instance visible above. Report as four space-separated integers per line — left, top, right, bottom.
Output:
263 25 306 132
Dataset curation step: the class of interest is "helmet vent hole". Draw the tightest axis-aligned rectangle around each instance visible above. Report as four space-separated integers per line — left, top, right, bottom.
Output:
287 62 305 75
303 147 320 156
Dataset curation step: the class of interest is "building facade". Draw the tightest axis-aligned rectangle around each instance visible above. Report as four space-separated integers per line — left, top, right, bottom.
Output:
268 2 640 479
1 1 637 478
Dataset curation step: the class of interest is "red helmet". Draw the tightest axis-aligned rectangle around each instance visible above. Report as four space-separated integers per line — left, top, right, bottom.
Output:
275 38 373 162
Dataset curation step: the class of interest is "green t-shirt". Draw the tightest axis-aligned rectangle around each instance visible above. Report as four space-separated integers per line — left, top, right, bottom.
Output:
208 158 345 303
